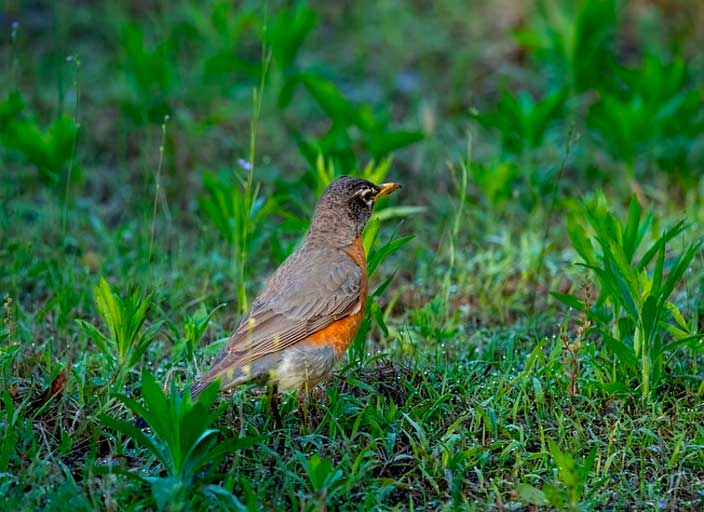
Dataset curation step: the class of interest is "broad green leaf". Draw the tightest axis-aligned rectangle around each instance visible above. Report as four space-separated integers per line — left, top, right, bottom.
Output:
622 195 641 261
99 414 168 469
651 242 665 297
368 235 414 276
640 295 660 345
370 301 388 336
267 3 317 69
75 319 114 364
363 217 381 254
547 439 577 488
366 129 424 160
202 484 246 509
0 90 25 126
665 302 690 332
665 334 704 355
140 369 174 460
94 277 122 347
180 429 220 481
299 73 355 126
371 270 398 299
111 392 152 429
567 214 595 265
360 157 392 184
550 292 584 311
660 241 701 302
602 332 638 370
132 332 160 369
516 483 548 506
638 220 688 271
663 323 690 341
147 476 183 511
579 447 598 480
373 205 426 222
600 243 638 318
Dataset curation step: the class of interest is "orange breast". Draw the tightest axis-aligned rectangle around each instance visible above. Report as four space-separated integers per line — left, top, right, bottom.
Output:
307 236 368 356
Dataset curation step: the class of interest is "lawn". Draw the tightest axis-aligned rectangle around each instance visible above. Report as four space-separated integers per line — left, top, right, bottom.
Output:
1 1 704 510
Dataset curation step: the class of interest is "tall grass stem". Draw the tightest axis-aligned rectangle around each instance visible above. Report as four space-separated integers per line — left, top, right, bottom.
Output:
62 56 81 235
148 116 169 262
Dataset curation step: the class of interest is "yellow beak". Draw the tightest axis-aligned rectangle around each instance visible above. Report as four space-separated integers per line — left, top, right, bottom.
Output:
376 182 401 198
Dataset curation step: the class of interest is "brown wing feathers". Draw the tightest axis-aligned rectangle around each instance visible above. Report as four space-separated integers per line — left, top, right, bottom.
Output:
193 246 362 393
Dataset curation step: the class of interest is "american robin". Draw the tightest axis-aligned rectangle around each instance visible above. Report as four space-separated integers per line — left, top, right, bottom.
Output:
192 176 401 427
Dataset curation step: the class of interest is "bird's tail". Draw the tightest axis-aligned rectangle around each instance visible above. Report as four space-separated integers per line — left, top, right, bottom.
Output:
190 378 213 400
191 364 251 400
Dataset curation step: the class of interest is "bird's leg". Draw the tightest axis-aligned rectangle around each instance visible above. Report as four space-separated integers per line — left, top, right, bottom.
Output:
298 368 313 432
268 384 282 429
297 389 309 432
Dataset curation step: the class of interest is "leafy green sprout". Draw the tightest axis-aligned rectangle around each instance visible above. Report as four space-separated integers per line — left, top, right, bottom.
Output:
100 370 257 511
76 277 161 387
557 194 703 399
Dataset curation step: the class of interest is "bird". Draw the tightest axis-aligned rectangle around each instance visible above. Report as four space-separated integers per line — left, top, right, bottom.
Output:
191 176 401 427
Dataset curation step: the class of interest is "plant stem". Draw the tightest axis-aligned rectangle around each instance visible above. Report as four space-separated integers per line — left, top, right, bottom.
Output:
640 326 649 400
442 132 469 319
62 56 81 235
530 123 576 312
148 117 169 263
235 39 271 314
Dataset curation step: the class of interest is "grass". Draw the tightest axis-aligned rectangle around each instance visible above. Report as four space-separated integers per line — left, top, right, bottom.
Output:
2 1 704 510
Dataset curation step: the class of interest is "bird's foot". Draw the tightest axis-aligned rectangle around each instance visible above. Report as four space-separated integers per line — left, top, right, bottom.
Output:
297 392 310 432
268 385 283 430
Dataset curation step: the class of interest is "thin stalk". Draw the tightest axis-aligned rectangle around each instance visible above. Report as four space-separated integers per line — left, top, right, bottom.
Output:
442 132 470 319
148 116 169 262
62 56 81 235
234 39 271 314
640 326 649 400
530 123 577 312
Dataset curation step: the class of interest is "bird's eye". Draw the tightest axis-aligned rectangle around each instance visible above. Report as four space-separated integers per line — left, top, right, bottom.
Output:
355 188 376 207
361 189 375 201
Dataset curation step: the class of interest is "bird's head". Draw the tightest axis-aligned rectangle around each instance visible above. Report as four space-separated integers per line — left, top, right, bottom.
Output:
308 176 401 244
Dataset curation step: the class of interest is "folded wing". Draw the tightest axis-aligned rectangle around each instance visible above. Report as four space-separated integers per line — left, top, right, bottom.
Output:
195 246 362 391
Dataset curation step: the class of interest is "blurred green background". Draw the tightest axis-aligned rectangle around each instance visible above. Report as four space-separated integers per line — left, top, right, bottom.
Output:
2 1 704 510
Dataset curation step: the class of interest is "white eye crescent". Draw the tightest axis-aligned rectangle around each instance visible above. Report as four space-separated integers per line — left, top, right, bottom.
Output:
357 188 376 208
